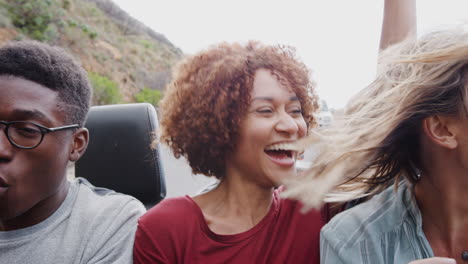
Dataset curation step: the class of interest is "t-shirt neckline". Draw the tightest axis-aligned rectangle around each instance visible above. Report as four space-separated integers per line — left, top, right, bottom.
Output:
184 191 280 244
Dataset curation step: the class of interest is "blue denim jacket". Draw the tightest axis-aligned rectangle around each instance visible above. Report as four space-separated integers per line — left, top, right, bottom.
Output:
321 181 434 264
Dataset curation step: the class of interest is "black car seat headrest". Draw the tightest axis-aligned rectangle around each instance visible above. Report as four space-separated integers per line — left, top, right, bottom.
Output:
76 103 166 206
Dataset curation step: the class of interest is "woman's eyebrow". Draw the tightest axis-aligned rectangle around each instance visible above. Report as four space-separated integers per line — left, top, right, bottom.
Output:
251 96 299 102
251 97 273 102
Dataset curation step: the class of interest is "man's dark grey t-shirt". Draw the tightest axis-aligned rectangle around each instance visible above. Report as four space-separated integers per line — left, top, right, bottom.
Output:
0 177 146 264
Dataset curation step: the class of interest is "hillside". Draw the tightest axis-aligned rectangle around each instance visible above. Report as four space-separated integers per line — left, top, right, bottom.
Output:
0 0 183 105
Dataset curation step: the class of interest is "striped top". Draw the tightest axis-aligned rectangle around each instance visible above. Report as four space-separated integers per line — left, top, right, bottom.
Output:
320 181 434 264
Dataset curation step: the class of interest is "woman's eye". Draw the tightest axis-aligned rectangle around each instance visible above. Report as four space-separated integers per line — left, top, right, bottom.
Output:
290 108 303 115
257 108 273 114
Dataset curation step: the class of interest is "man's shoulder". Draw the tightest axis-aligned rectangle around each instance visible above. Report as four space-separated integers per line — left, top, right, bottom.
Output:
72 177 146 221
322 183 412 247
59 178 145 263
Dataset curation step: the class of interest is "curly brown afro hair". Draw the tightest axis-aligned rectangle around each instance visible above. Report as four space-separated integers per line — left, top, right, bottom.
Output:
159 41 318 178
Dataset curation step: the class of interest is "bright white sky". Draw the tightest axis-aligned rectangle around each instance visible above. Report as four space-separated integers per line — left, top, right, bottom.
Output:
113 0 468 109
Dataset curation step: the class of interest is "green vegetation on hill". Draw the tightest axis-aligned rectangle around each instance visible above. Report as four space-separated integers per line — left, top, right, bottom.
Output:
134 87 162 106
0 0 182 106
89 72 122 105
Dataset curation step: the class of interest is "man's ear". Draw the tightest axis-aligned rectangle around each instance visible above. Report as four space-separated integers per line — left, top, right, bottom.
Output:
422 115 458 149
69 128 89 162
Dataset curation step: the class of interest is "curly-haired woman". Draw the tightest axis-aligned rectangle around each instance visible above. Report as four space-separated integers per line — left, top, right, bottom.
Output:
132 1 414 263
133 40 324 263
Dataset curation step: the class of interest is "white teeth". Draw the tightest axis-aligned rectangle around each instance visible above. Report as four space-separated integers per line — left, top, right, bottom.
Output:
265 143 300 152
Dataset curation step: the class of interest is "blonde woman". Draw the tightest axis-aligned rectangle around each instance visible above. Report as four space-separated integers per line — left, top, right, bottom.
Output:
284 26 468 263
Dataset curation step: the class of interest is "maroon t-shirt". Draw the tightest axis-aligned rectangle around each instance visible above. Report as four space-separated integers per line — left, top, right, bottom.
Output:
133 189 325 264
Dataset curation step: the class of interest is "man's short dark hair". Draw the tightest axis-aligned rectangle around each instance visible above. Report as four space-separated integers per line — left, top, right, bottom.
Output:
0 40 92 126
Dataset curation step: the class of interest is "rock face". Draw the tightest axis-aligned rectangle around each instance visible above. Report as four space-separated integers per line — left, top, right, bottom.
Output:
0 0 183 104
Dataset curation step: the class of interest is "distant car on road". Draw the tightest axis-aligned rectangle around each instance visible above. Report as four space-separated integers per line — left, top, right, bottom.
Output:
316 99 333 128
296 100 333 171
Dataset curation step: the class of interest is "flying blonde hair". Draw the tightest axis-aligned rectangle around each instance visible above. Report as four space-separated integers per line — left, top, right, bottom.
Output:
283 25 468 211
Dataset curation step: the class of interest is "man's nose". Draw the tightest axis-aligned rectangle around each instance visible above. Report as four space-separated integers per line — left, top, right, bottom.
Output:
0 126 13 159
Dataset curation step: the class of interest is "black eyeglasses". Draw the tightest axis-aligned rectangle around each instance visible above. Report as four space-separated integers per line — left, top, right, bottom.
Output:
0 121 79 149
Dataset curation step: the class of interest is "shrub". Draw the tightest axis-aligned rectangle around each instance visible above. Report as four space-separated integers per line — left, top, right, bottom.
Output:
67 19 98 39
89 72 122 105
62 0 71 10
88 30 98 39
79 23 98 39
7 0 57 41
0 4 12 27
134 87 162 106
140 39 153 49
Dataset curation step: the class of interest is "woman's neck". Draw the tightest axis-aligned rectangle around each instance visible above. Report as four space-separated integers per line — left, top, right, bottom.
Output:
192 174 274 235
414 167 468 261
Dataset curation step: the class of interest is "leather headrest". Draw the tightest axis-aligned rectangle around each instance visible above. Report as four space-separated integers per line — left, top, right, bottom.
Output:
76 103 166 205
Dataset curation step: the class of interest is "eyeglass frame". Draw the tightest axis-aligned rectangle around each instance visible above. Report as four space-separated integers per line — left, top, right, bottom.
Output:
0 120 80 149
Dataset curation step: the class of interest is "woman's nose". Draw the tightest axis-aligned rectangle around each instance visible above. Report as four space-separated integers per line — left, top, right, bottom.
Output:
275 112 299 135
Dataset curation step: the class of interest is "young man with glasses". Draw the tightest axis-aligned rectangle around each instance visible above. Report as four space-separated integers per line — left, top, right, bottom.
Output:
0 41 145 263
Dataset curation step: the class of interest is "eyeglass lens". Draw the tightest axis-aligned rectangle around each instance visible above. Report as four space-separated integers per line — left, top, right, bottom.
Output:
7 122 43 148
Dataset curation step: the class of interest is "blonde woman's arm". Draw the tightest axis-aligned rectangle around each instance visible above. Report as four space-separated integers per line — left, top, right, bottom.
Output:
380 0 417 51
